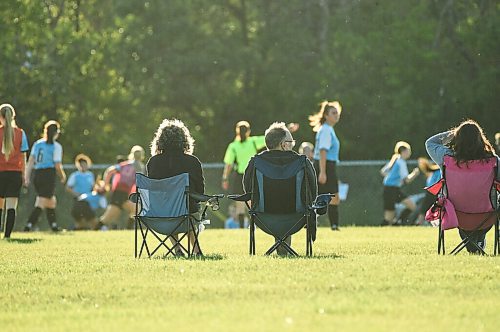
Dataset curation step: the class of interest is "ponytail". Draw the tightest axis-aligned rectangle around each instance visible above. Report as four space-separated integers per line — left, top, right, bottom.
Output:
309 100 342 132
0 104 16 161
387 141 411 169
44 120 60 144
235 120 250 142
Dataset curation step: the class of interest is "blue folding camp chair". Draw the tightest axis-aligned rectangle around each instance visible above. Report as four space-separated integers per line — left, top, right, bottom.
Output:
229 154 332 257
130 173 223 258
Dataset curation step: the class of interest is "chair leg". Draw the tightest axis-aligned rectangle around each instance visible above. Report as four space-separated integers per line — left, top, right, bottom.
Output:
494 220 499 256
265 241 282 256
134 217 138 258
249 219 256 255
306 227 312 257
438 228 445 255
450 238 468 255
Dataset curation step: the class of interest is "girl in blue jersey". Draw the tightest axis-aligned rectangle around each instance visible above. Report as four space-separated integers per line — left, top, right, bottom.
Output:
309 101 342 230
71 181 107 230
380 141 420 226
66 154 94 198
24 120 66 232
0 104 29 238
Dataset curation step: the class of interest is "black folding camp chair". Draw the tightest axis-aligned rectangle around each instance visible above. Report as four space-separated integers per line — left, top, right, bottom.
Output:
130 173 223 258
229 154 332 257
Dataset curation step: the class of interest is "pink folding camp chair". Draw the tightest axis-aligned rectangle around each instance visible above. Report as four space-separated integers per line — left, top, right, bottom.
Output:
425 156 500 255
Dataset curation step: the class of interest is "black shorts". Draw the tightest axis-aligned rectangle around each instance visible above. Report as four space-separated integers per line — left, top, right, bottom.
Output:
230 172 244 194
71 200 96 220
383 186 408 211
34 168 56 198
0 171 23 198
110 190 129 208
313 160 339 194
419 192 437 214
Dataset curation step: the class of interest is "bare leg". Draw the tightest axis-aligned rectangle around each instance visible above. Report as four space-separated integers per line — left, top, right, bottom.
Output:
99 205 121 226
402 197 416 211
384 210 396 225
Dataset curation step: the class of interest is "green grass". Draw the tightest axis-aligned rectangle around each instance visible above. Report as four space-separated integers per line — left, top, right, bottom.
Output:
1 227 499 332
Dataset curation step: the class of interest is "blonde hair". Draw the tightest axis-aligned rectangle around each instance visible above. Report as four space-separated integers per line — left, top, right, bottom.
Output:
0 103 16 161
387 141 411 169
309 100 342 132
417 157 440 177
128 145 145 161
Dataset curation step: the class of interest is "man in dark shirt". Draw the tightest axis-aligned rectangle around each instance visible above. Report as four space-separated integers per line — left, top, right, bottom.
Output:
243 122 317 255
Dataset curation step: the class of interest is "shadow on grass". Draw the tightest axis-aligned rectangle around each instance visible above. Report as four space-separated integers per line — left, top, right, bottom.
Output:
4 238 43 244
156 253 226 261
271 253 345 260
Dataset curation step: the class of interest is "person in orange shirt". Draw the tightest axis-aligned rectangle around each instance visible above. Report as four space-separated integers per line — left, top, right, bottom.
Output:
0 104 29 238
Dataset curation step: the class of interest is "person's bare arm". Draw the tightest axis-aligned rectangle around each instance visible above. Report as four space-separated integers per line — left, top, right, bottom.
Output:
24 155 34 187
55 162 66 184
318 150 327 184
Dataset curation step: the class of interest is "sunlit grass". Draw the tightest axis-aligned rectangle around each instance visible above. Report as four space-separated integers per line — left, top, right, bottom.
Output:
1 227 499 332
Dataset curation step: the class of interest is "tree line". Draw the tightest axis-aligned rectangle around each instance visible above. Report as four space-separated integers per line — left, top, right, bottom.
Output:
0 0 498 163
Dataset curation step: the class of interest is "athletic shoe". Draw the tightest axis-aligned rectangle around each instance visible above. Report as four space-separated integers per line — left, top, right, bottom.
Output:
23 224 32 232
331 224 340 231
51 223 61 232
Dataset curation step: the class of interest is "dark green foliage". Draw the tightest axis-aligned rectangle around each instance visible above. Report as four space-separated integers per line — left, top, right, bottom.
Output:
0 0 498 163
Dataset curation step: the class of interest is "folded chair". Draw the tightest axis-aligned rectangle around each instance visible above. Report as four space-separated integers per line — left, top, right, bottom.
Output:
229 155 332 257
425 156 499 255
130 173 223 258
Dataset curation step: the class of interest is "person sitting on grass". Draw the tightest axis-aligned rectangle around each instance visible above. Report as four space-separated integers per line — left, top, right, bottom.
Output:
71 181 107 230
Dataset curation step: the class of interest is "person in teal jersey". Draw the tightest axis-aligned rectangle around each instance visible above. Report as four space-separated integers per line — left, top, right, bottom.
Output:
222 121 266 227
24 120 66 232
380 141 420 226
0 104 29 239
71 180 107 230
309 101 343 230
66 154 95 198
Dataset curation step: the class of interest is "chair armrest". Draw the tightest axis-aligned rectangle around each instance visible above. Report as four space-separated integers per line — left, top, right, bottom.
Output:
129 193 139 204
311 193 335 215
189 192 225 202
228 192 252 202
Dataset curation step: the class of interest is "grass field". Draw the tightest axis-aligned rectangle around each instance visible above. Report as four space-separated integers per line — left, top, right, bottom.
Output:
1 227 499 332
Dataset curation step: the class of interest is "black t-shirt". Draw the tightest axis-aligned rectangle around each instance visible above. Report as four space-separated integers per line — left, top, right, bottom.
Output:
146 152 205 213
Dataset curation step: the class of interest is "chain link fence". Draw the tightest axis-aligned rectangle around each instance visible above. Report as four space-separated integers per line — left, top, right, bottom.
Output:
12 161 425 230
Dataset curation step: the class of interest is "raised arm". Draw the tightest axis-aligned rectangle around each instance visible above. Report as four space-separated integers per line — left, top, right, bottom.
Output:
425 131 453 167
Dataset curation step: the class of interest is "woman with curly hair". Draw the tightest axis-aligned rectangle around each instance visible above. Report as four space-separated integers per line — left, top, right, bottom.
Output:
147 118 205 256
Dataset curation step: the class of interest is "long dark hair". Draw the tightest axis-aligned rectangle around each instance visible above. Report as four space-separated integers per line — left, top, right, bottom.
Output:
447 119 495 165
235 120 250 143
44 120 60 144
